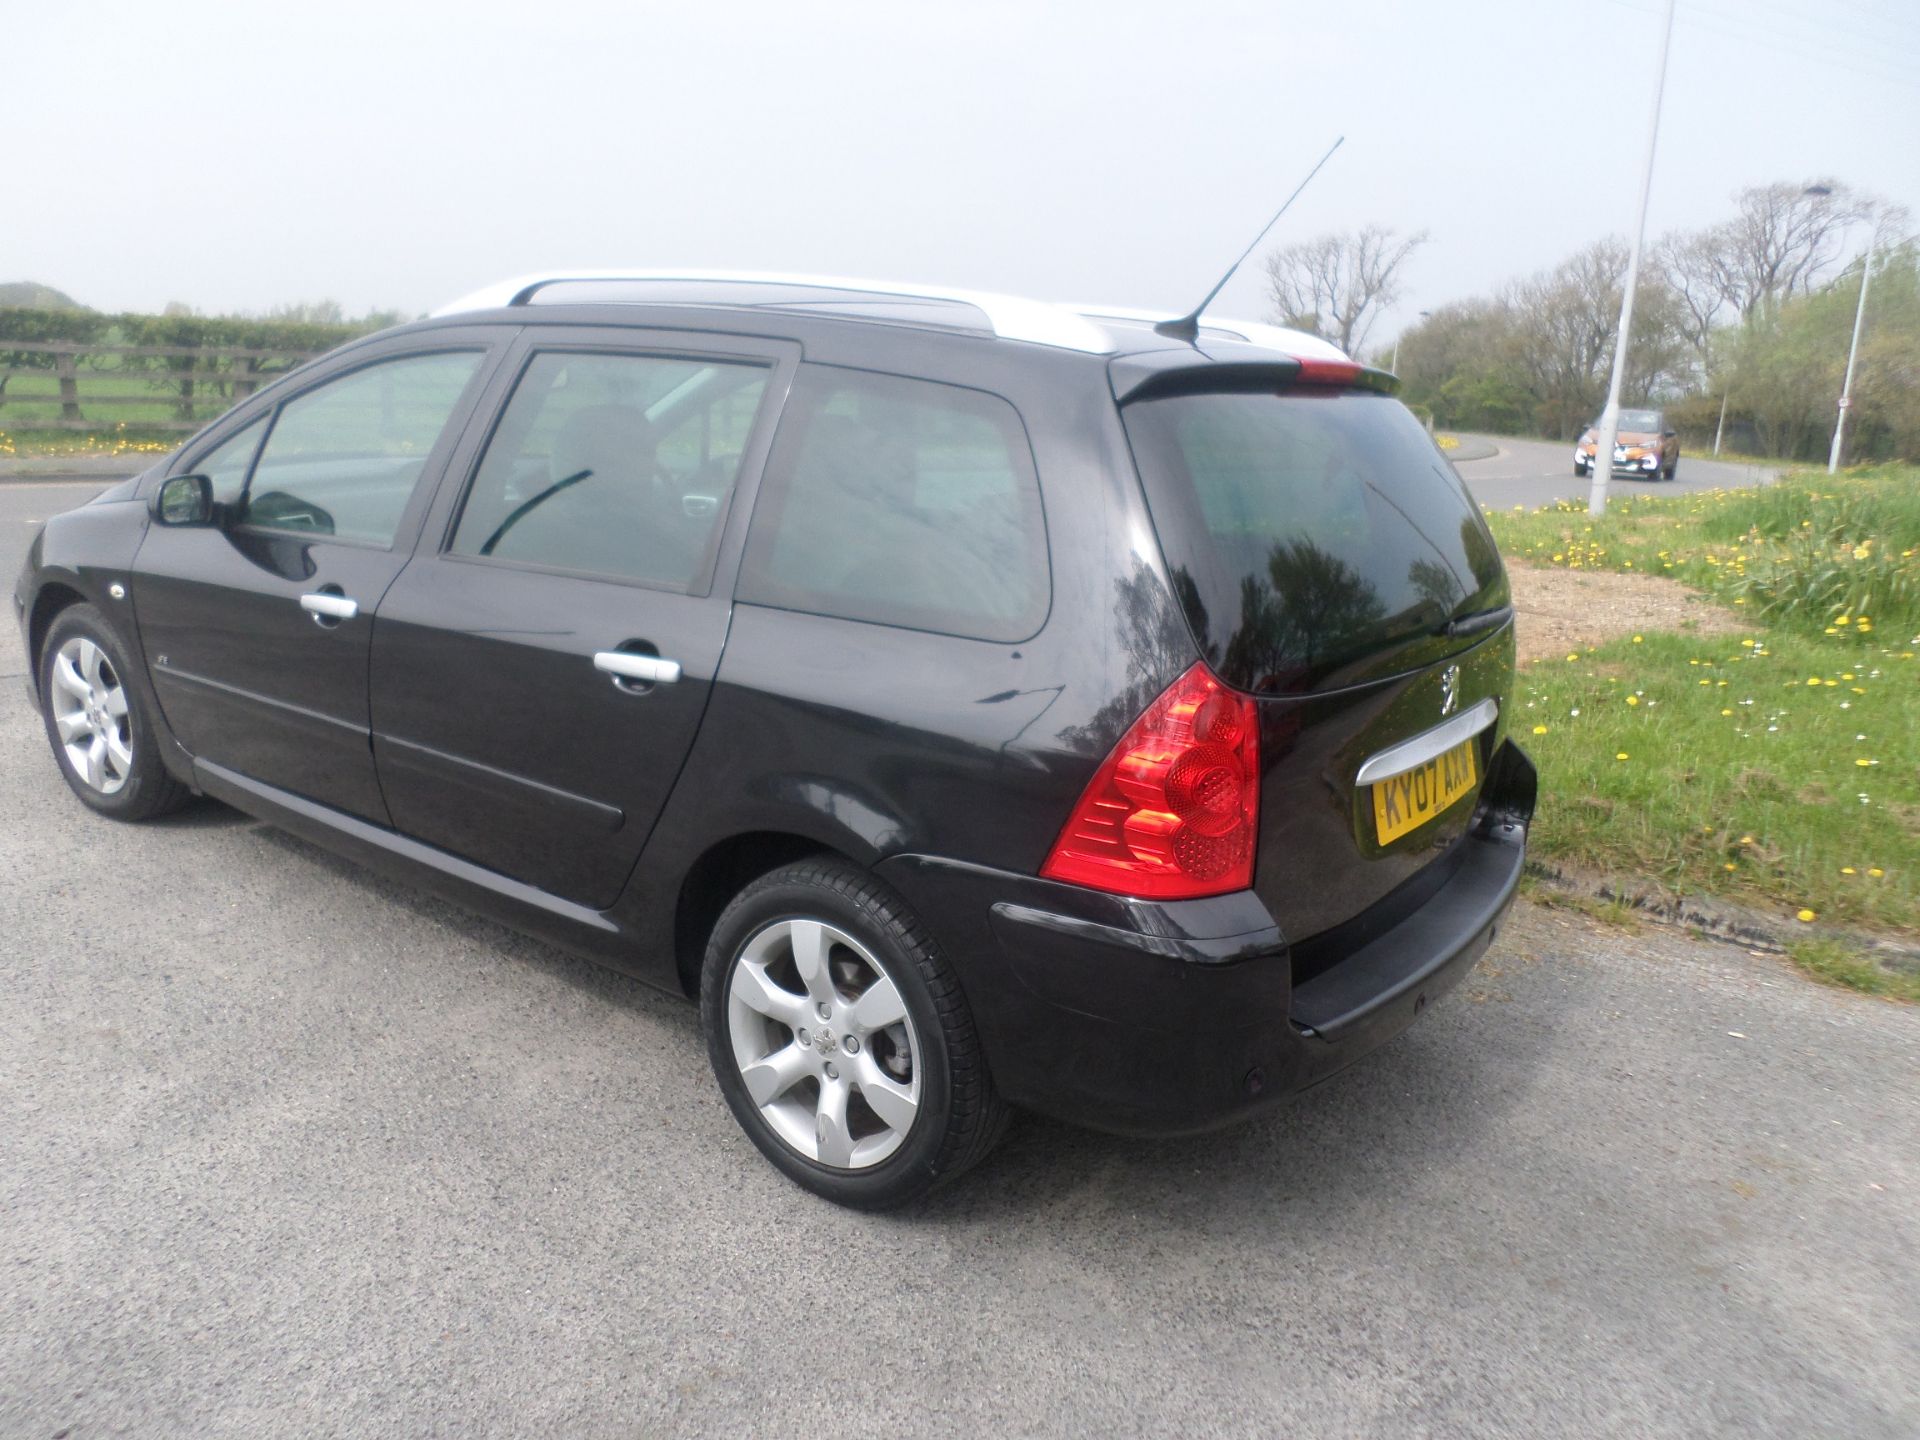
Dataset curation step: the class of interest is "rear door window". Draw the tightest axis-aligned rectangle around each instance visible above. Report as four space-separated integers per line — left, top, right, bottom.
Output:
737 366 1048 641
1121 386 1506 694
447 350 771 591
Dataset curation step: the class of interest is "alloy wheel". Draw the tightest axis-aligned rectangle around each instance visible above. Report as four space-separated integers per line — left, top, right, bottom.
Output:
49 636 133 795
725 917 922 1169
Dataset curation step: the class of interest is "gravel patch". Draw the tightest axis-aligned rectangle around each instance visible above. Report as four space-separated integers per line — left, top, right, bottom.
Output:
1508 563 1750 666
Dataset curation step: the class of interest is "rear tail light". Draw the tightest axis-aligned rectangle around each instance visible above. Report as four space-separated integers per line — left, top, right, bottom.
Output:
1040 661 1259 899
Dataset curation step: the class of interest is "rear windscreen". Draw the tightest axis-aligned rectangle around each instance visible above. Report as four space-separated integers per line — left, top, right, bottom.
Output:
1121 387 1507 694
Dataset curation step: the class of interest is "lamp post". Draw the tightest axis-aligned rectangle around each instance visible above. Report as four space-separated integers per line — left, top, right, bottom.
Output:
1588 0 1677 517
1827 212 1876 475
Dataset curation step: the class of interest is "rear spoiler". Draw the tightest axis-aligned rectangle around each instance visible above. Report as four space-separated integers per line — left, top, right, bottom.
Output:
1109 349 1400 404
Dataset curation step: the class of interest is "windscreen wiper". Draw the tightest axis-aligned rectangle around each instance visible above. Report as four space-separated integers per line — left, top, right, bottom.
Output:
479 469 593 556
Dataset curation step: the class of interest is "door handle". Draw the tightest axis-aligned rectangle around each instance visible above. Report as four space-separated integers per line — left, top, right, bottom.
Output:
300 591 359 622
593 651 682 687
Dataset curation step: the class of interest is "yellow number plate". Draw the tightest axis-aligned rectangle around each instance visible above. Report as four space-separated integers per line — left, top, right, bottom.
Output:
1371 739 1479 845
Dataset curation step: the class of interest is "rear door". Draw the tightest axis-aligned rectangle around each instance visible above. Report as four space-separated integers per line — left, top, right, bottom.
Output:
368 330 795 908
133 341 500 822
1118 374 1514 939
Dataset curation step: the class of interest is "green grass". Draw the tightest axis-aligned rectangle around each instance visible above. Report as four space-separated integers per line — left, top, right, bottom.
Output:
1511 625 1918 936
1788 937 1920 1003
1485 464 1920 643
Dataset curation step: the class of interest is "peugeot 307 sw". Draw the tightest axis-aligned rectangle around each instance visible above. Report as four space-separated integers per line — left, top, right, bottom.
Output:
14 273 1534 1207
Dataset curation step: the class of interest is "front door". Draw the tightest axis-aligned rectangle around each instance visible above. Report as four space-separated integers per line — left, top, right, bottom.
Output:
133 345 496 822
370 334 793 908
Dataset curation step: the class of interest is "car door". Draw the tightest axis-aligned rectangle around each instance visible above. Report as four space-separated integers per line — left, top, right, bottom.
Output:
133 338 504 823
368 330 796 909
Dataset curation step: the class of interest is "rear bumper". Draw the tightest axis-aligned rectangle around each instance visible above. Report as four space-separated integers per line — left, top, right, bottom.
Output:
879 741 1535 1137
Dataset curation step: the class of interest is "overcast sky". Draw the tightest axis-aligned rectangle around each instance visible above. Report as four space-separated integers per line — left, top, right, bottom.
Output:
10 0 1917 344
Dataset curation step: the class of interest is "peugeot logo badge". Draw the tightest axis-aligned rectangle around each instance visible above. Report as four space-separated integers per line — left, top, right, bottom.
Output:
1440 664 1461 717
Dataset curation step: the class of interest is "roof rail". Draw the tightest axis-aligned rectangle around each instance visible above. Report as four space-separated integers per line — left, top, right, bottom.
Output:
431 270 1118 354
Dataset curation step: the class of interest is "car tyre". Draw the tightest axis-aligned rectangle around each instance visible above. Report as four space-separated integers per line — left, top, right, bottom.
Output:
1573 462 1588 477
1665 458 1679 481
37 603 192 821
701 857 1010 1209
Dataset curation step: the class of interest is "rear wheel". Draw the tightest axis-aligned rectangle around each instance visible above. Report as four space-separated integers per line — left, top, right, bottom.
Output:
37 603 191 821
701 858 1008 1209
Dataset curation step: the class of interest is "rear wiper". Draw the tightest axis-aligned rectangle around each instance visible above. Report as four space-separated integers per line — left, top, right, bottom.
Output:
1438 603 1513 639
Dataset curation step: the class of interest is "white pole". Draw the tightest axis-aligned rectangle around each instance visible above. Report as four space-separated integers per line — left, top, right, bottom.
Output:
1713 392 1728 456
1589 0 1677 517
1828 229 1876 474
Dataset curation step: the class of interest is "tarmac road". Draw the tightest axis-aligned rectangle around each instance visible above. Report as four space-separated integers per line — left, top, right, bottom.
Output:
2 481 1915 1438
1450 436 1780 511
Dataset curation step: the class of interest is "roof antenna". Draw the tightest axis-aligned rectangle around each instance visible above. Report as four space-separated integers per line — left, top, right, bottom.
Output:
1154 135 1346 343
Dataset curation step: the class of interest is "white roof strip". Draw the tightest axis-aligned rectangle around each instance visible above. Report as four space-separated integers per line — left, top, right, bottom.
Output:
432 270 1118 354
1073 305 1353 362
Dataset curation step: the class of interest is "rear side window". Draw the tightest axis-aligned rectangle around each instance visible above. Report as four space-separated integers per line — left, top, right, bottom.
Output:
448 351 770 591
1121 387 1506 694
738 366 1048 641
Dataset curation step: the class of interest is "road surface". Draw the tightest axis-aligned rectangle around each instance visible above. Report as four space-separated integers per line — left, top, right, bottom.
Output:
1450 435 1779 510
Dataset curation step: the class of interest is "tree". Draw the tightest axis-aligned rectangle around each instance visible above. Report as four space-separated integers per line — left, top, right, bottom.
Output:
266 299 348 326
1662 180 1872 328
1262 225 1427 359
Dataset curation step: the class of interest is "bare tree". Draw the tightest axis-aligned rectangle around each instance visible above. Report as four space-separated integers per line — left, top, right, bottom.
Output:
1500 239 1692 438
1262 225 1427 358
1675 180 1873 323
1655 228 1730 364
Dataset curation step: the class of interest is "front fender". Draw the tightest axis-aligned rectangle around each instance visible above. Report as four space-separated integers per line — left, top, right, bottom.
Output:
19 498 196 788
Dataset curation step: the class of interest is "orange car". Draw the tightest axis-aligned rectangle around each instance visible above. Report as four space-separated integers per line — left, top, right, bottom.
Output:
1574 408 1679 481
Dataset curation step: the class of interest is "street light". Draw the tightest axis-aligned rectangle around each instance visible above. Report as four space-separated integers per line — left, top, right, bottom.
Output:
1588 0 1678 516
1806 184 1876 474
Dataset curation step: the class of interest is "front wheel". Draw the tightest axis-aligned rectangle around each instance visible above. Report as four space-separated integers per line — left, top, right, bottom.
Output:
1573 462 1588 477
37 603 191 821
1665 458 1679 481
701 858 1009 1208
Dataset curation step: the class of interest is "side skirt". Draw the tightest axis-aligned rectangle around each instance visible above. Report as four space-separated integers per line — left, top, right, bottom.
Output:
192 758 680 992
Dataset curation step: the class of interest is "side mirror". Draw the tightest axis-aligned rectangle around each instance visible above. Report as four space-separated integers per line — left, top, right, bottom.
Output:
155 474 215 527
1663 429 1677 438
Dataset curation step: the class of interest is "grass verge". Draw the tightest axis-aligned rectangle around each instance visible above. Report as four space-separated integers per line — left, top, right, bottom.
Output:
1 425 179 461
1484 460 1920 966
1788 938 1920 1003
1508 626 1917 935
1485 463 1920 642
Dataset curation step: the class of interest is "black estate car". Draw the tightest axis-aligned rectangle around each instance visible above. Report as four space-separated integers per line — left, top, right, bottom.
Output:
14 273 1534 1208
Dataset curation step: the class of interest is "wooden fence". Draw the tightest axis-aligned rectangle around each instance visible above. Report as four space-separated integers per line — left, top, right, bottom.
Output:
0 341 331 432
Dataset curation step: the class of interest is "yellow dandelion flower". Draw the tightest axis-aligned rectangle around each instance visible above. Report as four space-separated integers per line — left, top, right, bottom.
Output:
1869 868 1885 878
1795 908 1816 923
1615 752 1630 761
1626 695 1640 706
1532 724 1548 735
